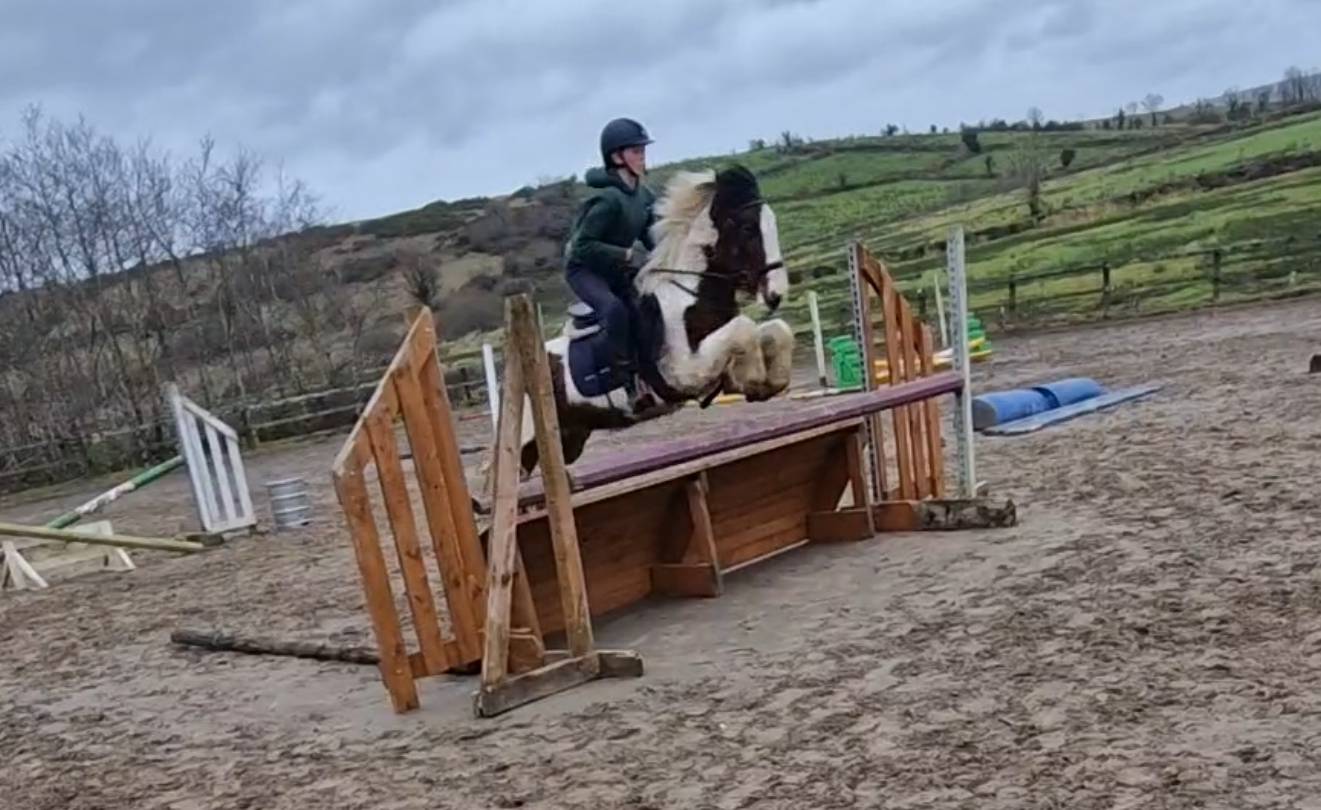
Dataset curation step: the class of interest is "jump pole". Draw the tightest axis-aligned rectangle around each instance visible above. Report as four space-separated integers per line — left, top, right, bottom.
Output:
946 225 977 498
44 455 184 530
808 290 828 389
482 342 500 431
0 521 205 554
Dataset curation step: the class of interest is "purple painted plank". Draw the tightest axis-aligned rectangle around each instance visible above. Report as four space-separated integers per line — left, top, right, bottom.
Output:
517 372 962 505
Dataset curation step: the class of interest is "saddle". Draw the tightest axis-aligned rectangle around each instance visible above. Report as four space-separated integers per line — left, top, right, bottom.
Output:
565 301 602 340
561 298 718 412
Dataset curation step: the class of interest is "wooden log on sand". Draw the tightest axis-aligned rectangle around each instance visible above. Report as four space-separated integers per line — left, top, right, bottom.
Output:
170 629 381 666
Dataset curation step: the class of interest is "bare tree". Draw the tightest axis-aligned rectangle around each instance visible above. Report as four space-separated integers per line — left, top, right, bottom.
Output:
1142 93 1164 126
1281 66 1308 106
1027 107 1044 130
1005 133 1049 222
0 105 327 479
400 248 442 310
1305 68 1321 104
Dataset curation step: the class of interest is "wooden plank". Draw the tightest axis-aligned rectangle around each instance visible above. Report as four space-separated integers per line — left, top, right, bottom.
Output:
505 372 963 509
167 385 215 534
333 309 428 476
331 453 419 713
651 563 721 597
365 401 450 675
415 317 488 627
393 363 483 663
478 330 527 690
202 422 237 525
170 629 381 665
806 508 874 543
2 539 48 589
474 653 601 718
518 484 676 634
855 246 888 500
707 427 841 510
899 296 931 499
225 428 256 527
515 420 862 520
0 521 204 554
186 397 239 441
510 296 594 659
880 267 915 500
684 475 720 576
917 324 945 497
512 548 543 644
871 498 1018 532
845 428 871 509
722 538 811 575
185 413 220 529
718 512 811 569
508 628 547 674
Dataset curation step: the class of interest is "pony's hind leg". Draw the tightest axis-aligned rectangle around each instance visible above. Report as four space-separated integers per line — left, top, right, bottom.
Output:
517 426 591 484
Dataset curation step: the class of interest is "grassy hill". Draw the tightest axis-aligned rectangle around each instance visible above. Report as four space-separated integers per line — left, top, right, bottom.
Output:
5 95 1321 491
751 109 1321 341
399 105 1321 354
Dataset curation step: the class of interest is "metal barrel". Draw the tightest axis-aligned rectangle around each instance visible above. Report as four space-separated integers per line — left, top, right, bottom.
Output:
266 477 312 529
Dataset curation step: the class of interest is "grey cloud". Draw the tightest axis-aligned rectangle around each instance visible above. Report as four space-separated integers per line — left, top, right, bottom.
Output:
3 0 1318 221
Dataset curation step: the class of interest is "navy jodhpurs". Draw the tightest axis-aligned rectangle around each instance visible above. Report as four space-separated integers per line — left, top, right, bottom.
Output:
565 264 637 370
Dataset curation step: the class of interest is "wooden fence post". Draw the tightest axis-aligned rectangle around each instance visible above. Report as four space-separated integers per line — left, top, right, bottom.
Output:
1100 262 1112 318
1211 249 1223 302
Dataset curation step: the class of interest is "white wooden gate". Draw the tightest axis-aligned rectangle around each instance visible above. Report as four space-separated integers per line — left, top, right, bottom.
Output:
166 383 256 535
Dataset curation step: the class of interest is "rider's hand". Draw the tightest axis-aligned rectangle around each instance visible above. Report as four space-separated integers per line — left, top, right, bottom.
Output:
626 245 650 271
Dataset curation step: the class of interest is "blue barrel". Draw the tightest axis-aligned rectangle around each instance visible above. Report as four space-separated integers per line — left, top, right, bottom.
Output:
1031 377 1104 409
972 389 1052 430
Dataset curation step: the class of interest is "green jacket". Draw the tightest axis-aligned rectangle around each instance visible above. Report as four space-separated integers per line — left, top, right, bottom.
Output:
564 167 656 277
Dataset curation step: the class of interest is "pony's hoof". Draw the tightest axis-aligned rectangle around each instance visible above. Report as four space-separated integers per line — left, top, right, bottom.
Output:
743 380 787 403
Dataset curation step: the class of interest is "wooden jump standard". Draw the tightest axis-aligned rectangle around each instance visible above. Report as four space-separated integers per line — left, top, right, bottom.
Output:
332 246 1013 717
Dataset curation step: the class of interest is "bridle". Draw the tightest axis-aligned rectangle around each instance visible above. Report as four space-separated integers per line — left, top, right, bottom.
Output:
645 197 783 299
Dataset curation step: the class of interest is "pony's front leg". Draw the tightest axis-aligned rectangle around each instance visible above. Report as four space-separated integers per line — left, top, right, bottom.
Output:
683 314 764 395
746 318 795 401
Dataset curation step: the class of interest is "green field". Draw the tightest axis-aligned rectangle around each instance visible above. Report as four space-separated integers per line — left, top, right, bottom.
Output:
374 107 1321 357
675 111 1321 346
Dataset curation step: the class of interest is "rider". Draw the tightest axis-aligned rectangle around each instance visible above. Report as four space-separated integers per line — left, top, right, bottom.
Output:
563 117 657 404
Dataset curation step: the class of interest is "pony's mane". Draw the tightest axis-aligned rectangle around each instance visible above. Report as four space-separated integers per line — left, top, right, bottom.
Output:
646 169 717 270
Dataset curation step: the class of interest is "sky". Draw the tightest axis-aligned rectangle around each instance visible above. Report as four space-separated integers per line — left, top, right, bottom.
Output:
3 0 1319 224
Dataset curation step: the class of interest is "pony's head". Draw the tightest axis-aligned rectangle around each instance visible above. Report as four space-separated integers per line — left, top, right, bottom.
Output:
646 164 788 311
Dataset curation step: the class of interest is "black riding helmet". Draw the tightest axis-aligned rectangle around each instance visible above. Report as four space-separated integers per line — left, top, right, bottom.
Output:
599 117 653 167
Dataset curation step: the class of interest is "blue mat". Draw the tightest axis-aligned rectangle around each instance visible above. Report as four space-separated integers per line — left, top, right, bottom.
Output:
982 384 1163 436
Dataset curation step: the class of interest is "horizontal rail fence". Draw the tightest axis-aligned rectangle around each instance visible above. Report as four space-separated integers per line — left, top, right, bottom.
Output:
970 237 1321 326
781 234 1321 362
0 349 496 496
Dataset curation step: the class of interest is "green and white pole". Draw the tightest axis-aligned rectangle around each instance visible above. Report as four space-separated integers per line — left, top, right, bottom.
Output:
44 455 184 530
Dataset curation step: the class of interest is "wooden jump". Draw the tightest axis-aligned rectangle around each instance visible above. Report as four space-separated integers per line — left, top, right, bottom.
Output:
332 245 1014 717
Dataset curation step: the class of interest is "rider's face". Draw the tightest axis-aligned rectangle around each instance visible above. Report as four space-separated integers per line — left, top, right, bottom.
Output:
618 145 646 176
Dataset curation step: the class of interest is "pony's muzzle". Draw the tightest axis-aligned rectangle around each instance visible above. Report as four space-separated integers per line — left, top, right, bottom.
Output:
759 262 788 312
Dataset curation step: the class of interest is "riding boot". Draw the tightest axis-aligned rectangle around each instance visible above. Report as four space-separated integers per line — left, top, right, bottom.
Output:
613 360 653 413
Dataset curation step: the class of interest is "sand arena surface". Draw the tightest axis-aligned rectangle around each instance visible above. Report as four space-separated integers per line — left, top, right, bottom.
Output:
3 298 1320 809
